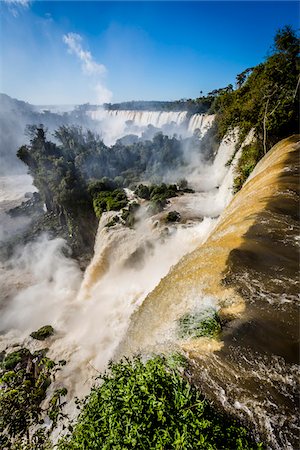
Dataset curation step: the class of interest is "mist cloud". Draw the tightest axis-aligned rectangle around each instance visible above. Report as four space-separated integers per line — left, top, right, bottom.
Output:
63 32 112 104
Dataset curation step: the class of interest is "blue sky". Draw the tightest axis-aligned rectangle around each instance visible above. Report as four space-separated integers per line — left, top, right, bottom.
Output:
0 1 299 105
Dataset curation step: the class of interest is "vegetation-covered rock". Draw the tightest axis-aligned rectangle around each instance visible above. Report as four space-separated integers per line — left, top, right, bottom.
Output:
92 189 128 219
178 308 222 339
233 142 263 192
58 356 262 450
30 325 54 341
121 202 140 228
166 210 181 222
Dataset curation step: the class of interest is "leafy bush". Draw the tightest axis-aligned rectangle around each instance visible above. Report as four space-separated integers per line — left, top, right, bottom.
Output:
2 348 31 370
58 357 262 450
92 189 128 218
134 183 179 215
134 184 150 200
178 308 222 339
30 325 54 341
166 210 181 223
0 348 67 449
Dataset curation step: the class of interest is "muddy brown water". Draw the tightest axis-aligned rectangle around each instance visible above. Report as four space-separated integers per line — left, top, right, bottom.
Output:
119 136 300 449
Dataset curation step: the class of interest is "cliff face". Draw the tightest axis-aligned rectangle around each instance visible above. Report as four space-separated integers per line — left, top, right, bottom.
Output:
119 136 300 448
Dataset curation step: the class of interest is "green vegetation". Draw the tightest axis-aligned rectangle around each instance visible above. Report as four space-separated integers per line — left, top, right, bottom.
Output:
178 308 222 339
0 347 67 449
92 189 128 219
209 26 299 190
121 202 140 228
30 325 54 341
166 210 181 223
135 183 181 214
104 97 214 114
58 356 262 450
2 348 31 370
233 142 263 193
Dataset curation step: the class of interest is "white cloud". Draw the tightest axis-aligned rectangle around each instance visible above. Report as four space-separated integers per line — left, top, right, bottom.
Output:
2 0 30 6
63 32 106 76
2 0 30 16
63 32 112 105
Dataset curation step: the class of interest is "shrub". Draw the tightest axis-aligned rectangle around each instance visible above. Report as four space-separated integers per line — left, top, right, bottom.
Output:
0 348 67 448
2 348 31 370
92 189 128 218
58 357 262 450
166 210 181 222
178 308 222 339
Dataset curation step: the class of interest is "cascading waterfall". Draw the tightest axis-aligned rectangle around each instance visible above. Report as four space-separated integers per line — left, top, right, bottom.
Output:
2 112 297 449
0 123 241 403
87 108 215 144
118 136 299 449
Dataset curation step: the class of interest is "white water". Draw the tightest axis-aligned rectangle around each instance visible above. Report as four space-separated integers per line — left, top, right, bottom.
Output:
87 109 215 144
0 122 240 402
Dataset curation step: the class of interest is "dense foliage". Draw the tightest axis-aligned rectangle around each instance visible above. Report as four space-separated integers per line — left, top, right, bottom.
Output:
16 126 200 256
208 26 299 190
0 347 67 449
59 357 262 450
135 183 180 214
211 26 299 149
104 97 214 114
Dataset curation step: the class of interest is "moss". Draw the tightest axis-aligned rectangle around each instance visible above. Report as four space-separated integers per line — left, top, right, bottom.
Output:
178 308 222 339
30 325 54 341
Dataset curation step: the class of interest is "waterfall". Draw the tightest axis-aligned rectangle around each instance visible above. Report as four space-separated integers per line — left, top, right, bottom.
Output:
0 126 241 402
187 113 215 135
118 136 299 449
87 108 215 144
88 109 188 128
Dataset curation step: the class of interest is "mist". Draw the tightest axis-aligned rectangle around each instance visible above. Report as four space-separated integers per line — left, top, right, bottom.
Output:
0 117 240 405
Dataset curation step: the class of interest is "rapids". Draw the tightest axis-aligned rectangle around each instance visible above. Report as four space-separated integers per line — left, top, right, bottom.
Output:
118 135 300 449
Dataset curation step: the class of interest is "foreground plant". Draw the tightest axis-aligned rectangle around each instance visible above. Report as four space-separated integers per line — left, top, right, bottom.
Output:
59 356 263 450
0 347 67 449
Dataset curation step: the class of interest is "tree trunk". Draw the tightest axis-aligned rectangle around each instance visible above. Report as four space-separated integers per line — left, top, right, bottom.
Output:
263 97 270 155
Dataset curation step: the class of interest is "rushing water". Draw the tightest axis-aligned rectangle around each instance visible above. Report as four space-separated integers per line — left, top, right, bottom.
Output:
0 125 239 399
1 122 298 448
87 109 215 144
118 136 300 449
